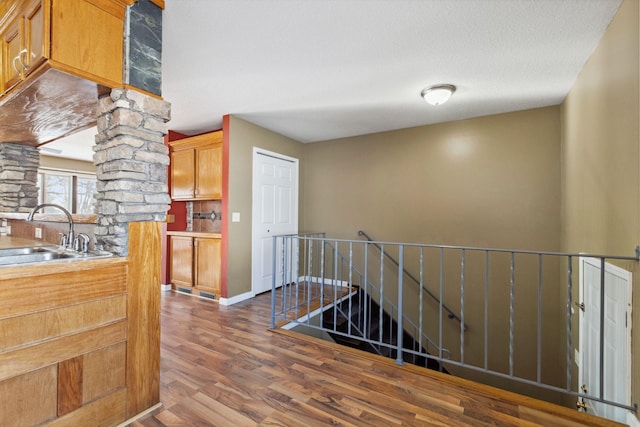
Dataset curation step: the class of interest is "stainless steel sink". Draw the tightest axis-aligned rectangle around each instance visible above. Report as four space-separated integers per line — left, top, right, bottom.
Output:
0 246 112 266
0 246 58 256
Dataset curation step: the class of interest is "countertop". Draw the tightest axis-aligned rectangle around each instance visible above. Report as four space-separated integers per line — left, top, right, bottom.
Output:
167 231 221 238
0 235 55 249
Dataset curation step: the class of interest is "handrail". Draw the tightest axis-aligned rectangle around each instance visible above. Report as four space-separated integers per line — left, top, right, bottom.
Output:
324 239 449 358
358 230 468 330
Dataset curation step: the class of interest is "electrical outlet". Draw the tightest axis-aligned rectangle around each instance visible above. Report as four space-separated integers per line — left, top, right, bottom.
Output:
232 212 241 222
35 227 42 239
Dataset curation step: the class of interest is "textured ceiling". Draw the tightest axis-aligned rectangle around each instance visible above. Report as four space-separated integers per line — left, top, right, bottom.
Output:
45 0 622 160
162 0 622 143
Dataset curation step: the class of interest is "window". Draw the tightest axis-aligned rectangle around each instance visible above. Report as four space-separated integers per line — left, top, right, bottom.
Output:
38 169 97 214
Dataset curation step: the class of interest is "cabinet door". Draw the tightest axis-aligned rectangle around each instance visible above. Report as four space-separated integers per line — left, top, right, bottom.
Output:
194 238 221 295
23 0 47 76
169 236 193 289
195 143 222 199
2 18 22 91
170 149 195 199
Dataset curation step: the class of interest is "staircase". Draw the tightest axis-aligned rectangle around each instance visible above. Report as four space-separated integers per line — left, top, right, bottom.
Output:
322 287 447 373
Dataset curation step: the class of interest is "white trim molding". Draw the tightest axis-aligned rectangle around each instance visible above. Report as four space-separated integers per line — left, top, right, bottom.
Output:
219 291 253 306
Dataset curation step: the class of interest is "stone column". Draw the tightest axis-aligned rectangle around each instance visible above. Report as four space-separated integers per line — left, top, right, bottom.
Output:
0 143 39 212
94 88 171 255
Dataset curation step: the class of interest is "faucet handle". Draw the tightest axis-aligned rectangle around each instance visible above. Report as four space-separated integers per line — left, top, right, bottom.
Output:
74 233 90 253
58 233 67 248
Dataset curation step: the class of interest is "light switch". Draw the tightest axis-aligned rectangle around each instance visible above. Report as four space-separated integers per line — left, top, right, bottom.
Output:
232 212 241 222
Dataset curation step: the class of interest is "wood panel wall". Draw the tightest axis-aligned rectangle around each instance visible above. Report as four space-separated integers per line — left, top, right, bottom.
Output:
0 221 162 426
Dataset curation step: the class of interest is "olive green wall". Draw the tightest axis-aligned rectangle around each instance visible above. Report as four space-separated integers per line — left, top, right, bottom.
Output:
303 107 561 251
40 155 96 174
302 106 564 400
561 0 639 412
226 116 305 298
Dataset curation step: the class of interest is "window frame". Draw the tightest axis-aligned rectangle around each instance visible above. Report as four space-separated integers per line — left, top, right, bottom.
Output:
37 168 97 215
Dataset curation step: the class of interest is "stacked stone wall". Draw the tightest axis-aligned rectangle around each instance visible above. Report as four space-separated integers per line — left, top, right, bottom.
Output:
0 143 39 212
95 88 171 255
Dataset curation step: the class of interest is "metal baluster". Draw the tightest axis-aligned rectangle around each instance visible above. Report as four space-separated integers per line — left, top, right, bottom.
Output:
293 237 299 319
439 247 444 366
364 242 369 339
537 254 543 384
460 249 466 365
566 256 572 391
395 245 404 365
509 252 515 377
599 257 605 401
333 241 339 332
484 250 489 370
306 239 313 325
348 242 353 335
419 247 424 354
379 243 384 344
320 239 326 329
281 237 287 317
270 235 278 328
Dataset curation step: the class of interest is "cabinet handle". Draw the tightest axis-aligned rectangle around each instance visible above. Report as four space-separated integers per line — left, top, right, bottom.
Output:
12 49 28 74
16 49 27 71
12 56 21 74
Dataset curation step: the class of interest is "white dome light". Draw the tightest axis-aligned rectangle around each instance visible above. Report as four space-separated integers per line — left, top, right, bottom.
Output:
421 84 456 106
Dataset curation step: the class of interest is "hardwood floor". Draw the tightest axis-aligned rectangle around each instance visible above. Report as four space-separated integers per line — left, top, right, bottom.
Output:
130 291 624 427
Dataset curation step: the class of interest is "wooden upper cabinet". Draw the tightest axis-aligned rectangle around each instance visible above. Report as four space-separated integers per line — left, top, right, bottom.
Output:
50 0 124 87
196 143 222 199
1 17 21 92
169 131 223 201
170 149 196 200
0 0 128 94
1 0 48 91
23 0 47 76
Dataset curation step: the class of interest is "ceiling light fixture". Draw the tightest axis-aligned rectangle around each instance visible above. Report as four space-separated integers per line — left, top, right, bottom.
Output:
421 84 456 106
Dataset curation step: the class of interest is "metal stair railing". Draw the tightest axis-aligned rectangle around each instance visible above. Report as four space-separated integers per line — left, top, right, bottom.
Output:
270 232 640 417
358 230 467 331
323 239 450 360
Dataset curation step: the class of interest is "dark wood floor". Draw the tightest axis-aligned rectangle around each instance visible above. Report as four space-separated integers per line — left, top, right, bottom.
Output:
130 291 624 427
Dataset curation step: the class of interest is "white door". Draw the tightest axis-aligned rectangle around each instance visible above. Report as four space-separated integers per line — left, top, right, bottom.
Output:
578 257 631 423
251 149 298 295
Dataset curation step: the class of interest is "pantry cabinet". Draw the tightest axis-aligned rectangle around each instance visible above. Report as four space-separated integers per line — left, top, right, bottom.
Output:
169 130 223 200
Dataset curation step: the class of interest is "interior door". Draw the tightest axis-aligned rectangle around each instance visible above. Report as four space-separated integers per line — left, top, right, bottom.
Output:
578 257 631 423
252 149 298 295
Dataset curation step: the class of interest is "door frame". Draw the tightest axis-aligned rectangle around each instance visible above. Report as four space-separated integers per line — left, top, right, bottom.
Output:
578 256 632 421
251 147 299 296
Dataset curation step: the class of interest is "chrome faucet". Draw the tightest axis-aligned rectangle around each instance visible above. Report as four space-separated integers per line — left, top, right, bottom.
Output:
27 203 75 250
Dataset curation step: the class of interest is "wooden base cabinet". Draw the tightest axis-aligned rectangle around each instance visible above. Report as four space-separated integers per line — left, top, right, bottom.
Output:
169 235 221 299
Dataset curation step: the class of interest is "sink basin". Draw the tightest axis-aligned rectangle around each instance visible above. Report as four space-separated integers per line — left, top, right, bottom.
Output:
0 246 58 256
0 246 112 266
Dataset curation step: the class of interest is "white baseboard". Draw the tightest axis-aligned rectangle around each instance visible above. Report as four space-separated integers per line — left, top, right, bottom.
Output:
298 276 349 287
160 284 171 292
219 291 253 306
628 412 640 427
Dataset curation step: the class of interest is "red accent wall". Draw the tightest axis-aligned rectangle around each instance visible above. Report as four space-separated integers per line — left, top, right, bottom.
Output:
221 115 230 299
162 130 189 286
